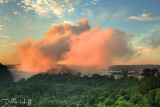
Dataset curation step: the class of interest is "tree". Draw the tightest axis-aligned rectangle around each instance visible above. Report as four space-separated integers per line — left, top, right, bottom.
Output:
141 69 158 78
0 63 14 86
131 93 143 104
155 88 160 106
147 90 157 106
104 98 115 106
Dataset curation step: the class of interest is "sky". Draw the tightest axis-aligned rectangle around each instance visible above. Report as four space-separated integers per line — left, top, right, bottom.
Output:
0 0 160 67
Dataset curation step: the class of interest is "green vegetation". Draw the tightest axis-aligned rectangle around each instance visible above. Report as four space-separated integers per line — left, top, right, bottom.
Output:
0 68 160 107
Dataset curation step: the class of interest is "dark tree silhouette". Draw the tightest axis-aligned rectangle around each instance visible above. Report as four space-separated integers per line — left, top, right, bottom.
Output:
0 63 14 86
141 68 159 77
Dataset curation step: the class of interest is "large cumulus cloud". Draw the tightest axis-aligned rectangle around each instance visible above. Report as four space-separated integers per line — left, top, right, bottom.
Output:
13 18 135 73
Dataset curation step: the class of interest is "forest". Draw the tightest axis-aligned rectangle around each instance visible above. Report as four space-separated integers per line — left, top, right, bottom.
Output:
0 64 160 107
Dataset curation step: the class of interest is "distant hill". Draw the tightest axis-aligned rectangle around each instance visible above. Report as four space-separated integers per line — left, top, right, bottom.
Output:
5 64 160 81
0 63 14 86
6 64 160 72
109 65 160 75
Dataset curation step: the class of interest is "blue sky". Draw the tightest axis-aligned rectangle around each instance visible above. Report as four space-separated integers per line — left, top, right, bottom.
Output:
0 0 160 64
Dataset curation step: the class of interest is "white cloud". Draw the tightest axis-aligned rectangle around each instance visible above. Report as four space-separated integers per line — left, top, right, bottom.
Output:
1 40 8 43
17 0 81 17
82 8 126 22
129 13 160 21
0 43 17 47
0 35 10 39
113 8 127 18
0 25 3 30
86 9 93 17
68 8 75 13
146 25 160 32
91 0 99 5
97 11 109 21
4 16 10 20
73 0 81 5
13 11 21 15
81 12 84 15
0 0 8 3
64 20 75 25
52 20 75 26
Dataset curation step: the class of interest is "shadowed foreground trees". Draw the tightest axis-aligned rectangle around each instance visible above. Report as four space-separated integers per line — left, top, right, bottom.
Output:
0 63 14 86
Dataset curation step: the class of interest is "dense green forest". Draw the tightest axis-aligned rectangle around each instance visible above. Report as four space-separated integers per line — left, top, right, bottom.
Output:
0 65 160 107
